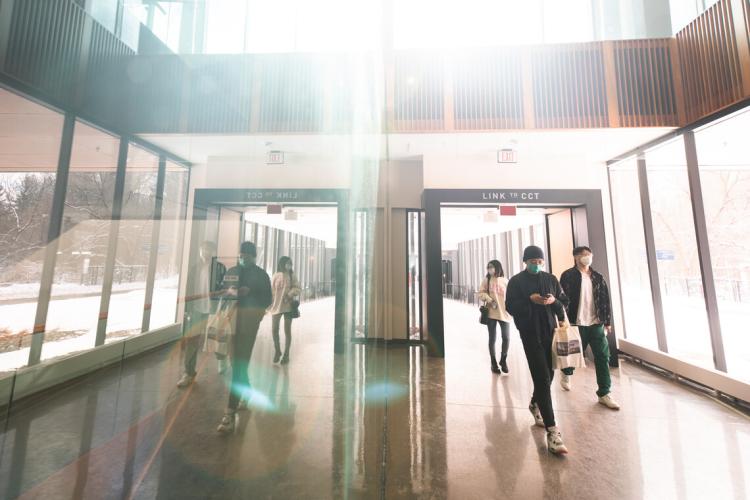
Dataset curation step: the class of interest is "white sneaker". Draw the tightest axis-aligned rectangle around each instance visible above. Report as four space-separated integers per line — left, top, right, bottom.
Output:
176 373 195 388
546 427 569 455
598 394 621 410
528 403 545 427
216 412 235 434
560 373 571 391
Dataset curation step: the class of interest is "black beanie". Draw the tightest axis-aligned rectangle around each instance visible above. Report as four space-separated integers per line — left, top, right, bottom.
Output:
522 245 545 261
240 241 257 256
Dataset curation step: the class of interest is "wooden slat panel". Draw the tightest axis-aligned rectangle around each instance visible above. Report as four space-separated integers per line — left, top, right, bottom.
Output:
392 52 444 132
613 39 678 127
530 44 607 129
5 0 87 102
451 49 523 130
676 0 744 122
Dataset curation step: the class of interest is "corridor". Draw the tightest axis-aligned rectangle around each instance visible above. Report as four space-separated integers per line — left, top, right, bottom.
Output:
1 298 748 499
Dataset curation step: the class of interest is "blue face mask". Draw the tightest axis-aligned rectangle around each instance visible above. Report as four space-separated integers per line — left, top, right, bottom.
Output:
527 263 542 274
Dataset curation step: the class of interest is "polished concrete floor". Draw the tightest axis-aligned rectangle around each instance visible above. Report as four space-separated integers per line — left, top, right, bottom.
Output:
1 297 749 499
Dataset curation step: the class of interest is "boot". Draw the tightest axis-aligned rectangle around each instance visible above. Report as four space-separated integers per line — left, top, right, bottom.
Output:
500 355 509 374
490 356 500 374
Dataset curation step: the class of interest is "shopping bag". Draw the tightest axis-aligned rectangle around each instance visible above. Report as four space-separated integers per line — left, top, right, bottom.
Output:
204 298 237 357
551 314 586 369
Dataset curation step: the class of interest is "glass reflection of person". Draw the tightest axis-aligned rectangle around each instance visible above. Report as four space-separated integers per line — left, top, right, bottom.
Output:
177 241 226 389
268 256 301 364
216 241 273 435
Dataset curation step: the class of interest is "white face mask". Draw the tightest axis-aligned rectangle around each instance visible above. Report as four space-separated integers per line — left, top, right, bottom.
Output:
579 255 592 267
487 268 495 276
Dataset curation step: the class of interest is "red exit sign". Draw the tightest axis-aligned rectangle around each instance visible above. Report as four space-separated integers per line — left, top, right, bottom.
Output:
497 149 517 164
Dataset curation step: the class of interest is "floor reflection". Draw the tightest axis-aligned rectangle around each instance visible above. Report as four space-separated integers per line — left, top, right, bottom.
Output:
0 299 747 499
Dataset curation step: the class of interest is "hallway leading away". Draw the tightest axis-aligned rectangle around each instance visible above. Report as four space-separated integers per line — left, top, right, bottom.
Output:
1 298 748 499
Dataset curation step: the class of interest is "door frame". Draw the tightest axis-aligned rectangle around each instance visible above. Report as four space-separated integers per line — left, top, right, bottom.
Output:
423 188 616 363
191 188 349 354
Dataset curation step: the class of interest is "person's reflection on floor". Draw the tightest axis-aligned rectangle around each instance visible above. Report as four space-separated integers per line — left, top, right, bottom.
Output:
484 375 529 497
255 366 297 469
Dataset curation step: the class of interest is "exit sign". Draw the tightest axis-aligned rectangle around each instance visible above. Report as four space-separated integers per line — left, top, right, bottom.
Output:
266 150 284 164
497 149 517 164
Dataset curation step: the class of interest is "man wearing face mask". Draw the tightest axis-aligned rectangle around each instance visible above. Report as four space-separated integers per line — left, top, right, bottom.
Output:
216 241 273 434
559 246 620 410
177 241 226 388
505 245 570 455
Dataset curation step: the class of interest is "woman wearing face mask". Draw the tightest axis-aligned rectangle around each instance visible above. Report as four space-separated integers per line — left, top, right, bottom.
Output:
268 256 301 364
478 260 511 374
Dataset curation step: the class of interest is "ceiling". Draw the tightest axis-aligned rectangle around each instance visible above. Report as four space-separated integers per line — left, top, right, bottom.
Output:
242 205 338 247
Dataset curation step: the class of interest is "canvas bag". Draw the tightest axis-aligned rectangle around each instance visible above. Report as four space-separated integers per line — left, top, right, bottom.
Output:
551 312 586 369
204 298 237 357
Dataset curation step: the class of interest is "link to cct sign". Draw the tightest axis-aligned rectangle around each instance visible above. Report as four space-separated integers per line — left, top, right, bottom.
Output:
482 191 541 201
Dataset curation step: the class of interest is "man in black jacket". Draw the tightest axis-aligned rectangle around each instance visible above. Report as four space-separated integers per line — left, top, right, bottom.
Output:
559 246 620 410
217 241 273 434
177 241 226 388
505 245 570 455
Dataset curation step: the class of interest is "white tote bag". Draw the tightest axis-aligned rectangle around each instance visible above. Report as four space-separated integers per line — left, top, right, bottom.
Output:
204 298 237 357
551 313 586 370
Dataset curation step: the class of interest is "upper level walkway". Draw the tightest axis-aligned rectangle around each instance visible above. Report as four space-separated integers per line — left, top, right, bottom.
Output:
1 297 748 499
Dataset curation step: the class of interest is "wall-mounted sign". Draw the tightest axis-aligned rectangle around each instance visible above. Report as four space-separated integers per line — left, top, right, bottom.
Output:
266 150 284 164
497 149 517 164
656 249 675 261
267 204 282 214
482 191 540 201
499 205 517 216
246 191 300 201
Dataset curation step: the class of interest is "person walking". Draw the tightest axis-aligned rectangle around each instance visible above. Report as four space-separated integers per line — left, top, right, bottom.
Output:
478 260 511 374
505 245 570 455
177 241 226 388
559 246 620 410
269 256 301 365
216 241 273 434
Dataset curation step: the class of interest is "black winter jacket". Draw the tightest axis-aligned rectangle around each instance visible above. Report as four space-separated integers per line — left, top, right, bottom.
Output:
505 270 569 335
559 267 612 326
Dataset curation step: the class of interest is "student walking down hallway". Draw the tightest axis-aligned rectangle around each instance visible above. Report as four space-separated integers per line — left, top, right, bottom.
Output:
479 260 512 374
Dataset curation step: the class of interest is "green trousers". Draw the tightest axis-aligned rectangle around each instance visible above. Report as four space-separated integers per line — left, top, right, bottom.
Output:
561 324 611 397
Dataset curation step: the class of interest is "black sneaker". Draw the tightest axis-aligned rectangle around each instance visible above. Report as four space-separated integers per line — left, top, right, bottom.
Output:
490 364 501 374
273 351 281 363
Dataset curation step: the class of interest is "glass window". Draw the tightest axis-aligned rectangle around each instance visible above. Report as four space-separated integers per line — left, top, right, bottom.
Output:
542 0 593 43
609 158 659 349
42 122 118 363
105 144 159 342
696 108 750 382
149 162 189 330
87 0 118 33
645 137 713 369
0 90 64 373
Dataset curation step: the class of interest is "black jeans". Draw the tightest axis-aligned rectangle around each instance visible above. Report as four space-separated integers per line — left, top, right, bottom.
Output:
271 313 293 356
487 319 510 365
227 309 263 412
519 326 556 428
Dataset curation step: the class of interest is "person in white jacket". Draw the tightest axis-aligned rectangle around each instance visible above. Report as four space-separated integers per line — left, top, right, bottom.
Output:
268 256 301 364
478 260 512 374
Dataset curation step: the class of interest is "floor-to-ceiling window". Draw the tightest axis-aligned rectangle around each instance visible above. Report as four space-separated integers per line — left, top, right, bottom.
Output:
644 137 713 369
695 108 750 382
0 90 63 373
42 121 118 363
609 102 750 385
105 144 159 342
609 157 659 349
